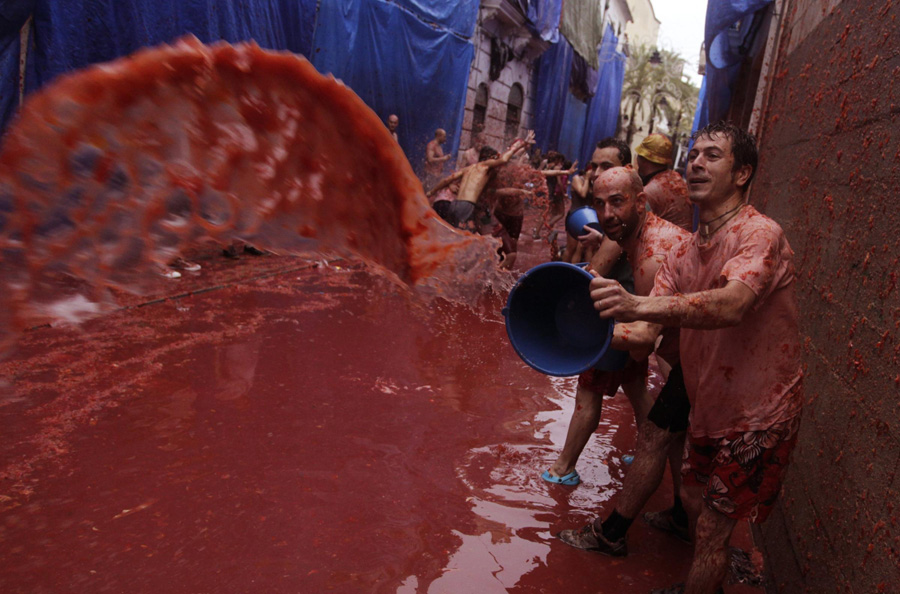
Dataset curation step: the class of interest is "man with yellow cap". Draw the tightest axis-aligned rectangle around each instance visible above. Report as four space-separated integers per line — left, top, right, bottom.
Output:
635 134 694 232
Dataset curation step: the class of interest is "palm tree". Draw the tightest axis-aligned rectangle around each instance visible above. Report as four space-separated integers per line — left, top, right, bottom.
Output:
619 44 699 146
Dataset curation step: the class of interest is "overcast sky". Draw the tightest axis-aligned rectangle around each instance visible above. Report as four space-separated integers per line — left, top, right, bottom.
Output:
652 0 708 86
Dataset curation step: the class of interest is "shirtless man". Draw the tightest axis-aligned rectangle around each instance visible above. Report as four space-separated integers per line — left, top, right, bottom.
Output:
427 130 535 230
566 123 802 594
424 128 452 190
543 168 687 488
556 167 693 558
386 114 400 143
635 134 693 232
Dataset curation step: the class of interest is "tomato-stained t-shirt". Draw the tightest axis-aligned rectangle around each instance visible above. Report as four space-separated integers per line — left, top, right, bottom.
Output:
651 205 803 438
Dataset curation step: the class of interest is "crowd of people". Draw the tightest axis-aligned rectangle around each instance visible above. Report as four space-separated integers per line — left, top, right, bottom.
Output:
400 117 801 594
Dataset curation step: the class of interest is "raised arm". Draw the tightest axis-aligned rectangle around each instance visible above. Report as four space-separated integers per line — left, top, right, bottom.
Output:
426 168 465 197
540 161 578 177
482 130 536 167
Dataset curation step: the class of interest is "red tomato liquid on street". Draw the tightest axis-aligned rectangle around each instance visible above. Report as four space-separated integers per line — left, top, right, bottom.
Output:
0 39 703 593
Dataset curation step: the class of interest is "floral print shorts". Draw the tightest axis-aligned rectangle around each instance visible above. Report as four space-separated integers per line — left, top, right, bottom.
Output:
683 405 801 523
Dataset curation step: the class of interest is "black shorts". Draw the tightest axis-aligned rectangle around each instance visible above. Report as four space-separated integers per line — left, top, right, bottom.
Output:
647 364 691 433
446 200 476 228
494 212 524 240
433 200 453 222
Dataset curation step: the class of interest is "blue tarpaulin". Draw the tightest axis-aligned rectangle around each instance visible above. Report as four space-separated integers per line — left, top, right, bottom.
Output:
705 0 772 68
533 25 623 168
311 0 477 181
693 0 772 132
0 0 478 184
577 25 625 166
0 1 317 133
526 0 562 43
557 93 588 161
532 37 574 154
26 0 318 91
390 0 479 38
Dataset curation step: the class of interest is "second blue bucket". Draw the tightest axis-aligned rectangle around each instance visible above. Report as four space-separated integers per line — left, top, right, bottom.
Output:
565 206 603 237
502 262 628 377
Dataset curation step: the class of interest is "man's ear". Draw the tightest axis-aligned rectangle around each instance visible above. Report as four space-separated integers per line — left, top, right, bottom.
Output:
735 164 753 188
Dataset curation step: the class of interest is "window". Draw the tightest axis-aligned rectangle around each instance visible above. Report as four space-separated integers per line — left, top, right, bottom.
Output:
473 83 488 134
504 83 523 141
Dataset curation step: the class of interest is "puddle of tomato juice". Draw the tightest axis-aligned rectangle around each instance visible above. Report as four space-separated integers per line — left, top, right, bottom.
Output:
0 38 692 593
0 257 691 594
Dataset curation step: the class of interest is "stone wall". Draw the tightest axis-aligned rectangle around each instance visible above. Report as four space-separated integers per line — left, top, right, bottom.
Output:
459 20 536 164
750 0 900 591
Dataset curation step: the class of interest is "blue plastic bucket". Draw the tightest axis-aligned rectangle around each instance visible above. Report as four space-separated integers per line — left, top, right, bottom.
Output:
565 206 603 237
502 262 628 377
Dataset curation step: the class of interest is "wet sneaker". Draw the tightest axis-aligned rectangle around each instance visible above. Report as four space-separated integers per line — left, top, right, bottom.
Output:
557 522 627 557
643 508 691 544
170 258 201 272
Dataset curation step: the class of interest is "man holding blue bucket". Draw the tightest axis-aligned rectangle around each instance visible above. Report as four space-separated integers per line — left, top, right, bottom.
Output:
565 123 802 594
556 166 693 552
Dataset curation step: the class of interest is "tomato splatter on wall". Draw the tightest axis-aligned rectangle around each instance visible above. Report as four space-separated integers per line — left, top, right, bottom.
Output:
750 1 900 592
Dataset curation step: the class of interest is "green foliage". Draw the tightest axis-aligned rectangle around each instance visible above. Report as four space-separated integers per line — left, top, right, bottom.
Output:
621 44 699 138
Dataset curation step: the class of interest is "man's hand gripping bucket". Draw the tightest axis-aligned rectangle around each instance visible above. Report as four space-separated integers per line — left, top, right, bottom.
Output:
502 262 629 377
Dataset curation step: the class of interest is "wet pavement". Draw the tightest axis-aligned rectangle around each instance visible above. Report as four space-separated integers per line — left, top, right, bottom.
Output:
1 206 760 593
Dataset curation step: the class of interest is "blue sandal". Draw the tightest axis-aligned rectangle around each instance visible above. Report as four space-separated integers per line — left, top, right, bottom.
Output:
541 469 580 486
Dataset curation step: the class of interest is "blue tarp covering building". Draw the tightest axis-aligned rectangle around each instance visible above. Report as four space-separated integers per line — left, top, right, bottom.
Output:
533 24 625 168
692 0 773 133
0 0 622 184
0 0 478 180
0 0 319 132
311 0 478 178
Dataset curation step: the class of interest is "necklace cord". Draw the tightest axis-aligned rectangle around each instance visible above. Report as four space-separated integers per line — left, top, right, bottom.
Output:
699 202 744 239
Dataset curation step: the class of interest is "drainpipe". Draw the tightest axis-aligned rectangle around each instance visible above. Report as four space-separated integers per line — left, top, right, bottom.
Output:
748 0 788 144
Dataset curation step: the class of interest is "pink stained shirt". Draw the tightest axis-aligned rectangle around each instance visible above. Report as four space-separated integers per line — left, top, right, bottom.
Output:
621 212 691 367
651 205 803 438
645 169 694 232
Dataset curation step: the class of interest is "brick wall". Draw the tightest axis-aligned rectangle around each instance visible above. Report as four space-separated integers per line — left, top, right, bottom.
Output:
751 1 900 591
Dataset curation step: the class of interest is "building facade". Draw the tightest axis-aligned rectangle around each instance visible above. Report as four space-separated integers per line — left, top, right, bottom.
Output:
458 0 634 165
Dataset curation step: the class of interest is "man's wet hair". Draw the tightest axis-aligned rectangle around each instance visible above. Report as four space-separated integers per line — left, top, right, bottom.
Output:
692 121 758 187
596 137 632 167
479 146 500 161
